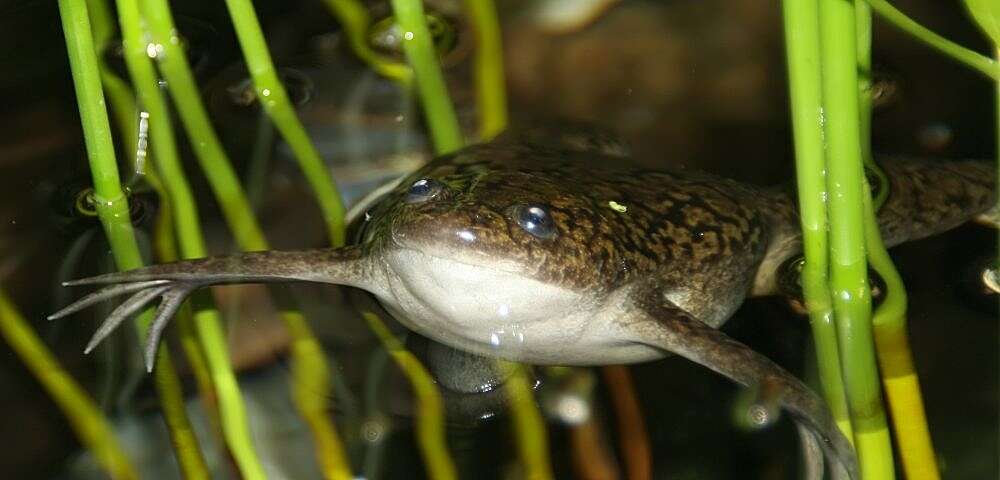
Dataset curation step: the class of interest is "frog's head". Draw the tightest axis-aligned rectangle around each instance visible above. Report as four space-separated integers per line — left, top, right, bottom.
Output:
355 144 627 360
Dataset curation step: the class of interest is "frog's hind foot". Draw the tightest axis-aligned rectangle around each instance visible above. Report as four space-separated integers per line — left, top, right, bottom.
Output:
49 276 200 372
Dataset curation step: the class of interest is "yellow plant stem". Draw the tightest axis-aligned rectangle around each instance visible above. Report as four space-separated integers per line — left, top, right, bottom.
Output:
856 2 938 475
222 0 348 245
284 312 353 480
114 0 266 477
463 0 508 139
362 312 457 480
0 290 137 480
864 198 939 478
501 361 554 480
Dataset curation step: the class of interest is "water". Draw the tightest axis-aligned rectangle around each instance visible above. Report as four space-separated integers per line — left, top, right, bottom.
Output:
0 0 996 478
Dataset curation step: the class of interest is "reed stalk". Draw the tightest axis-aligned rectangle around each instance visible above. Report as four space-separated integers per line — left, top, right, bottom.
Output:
389 0 464 153
114 0 267 477
817 0 894 476
59 0 208 476
463 0 508 139
779 0 854 440
139 2 353 476
222 0 348 245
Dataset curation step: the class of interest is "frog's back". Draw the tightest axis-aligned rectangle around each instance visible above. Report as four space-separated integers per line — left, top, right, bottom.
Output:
421 140 772 325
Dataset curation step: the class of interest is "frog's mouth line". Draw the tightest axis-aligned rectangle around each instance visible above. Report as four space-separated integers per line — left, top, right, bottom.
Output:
388 229 528 278
390 245 527 280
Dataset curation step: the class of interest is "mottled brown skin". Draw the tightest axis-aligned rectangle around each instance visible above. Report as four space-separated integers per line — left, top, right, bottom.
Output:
364 139 769 326
52 131 996 480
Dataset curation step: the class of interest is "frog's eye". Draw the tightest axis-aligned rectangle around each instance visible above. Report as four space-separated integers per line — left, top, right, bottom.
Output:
512 204 556 239
405 178 443 204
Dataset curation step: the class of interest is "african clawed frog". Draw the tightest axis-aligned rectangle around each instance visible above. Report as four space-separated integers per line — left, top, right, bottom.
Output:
52 129 997 479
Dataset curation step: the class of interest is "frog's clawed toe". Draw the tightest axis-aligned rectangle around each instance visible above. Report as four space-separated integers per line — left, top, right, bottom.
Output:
50 278 199 372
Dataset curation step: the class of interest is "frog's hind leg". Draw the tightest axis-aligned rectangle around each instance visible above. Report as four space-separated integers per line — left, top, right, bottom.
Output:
619 284 857 479
51 246 371 371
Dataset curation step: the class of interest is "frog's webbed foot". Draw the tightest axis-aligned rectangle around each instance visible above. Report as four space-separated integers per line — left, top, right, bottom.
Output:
622 283 858 480
50 246 370 372
49 275 201 371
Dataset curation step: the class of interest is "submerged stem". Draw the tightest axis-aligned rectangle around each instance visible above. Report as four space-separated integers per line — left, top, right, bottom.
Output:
59 0 207 475
222 0 347 245
362 311 457 480
115 0 265 477
0 289 138 480
140 3 353 475
390 0 464 153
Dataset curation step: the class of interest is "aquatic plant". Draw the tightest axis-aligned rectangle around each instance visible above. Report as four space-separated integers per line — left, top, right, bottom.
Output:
784 1 998 478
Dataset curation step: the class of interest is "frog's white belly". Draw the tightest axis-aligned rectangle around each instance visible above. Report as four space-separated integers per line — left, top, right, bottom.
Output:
378 249 663 365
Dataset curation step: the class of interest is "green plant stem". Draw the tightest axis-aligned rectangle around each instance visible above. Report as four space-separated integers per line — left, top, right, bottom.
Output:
59 0 208 476
463 0 508 139
114 1 267 478
855 0 881 196
867 0 997 80
362 312 456 480
0 289 137 480
222 0 347 246
320 0 412 83
817 0 894 477
779 0 853 440
86 0 172 251
140 3 354 476
85 0 139 171
142 0 267 251
59 0 128 214
390 0 464 153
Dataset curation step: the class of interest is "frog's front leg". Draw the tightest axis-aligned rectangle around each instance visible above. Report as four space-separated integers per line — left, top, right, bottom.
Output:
49 246 373 370
619 282 858 480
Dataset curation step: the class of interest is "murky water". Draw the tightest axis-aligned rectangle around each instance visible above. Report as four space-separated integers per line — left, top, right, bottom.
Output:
0 0 995 478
